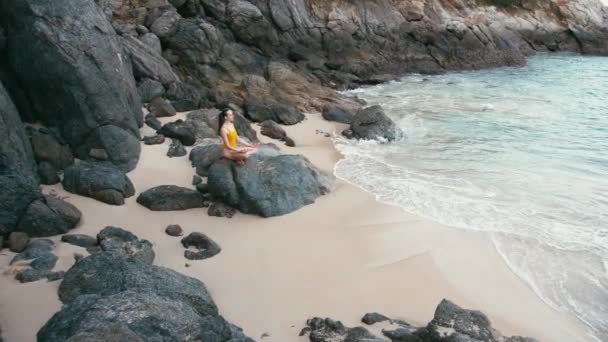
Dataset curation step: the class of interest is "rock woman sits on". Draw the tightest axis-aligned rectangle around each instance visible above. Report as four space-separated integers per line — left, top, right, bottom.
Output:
218 109 257 165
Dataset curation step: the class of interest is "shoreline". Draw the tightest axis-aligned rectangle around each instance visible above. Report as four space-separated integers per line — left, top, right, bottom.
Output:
0 112 591 342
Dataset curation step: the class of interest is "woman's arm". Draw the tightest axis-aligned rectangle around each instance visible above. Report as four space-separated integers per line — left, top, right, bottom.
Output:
221 128 243 152
237 136 257 148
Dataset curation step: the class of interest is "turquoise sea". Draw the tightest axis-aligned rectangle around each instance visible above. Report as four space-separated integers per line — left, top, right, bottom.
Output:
336 54 608 341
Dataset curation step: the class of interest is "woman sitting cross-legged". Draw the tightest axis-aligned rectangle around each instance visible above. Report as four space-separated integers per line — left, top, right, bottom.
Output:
218 109 257 165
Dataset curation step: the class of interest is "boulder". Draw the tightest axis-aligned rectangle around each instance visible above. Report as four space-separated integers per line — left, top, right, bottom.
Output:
37 162 60 185
0 0 143 171
96 226 155 264
167 139 187 157
181 232 221 260
189 143 224 176
150 8 181 39
144 113 163 131
166 82 205 112
137 78 165 103
30 128 74 169
361 313 391 325
10 239 54 265
61 234 98 248
12 239 58 283
121 35 180 86
158 119 196 146
322 105 355 124
137 185 206 211
0 82 40 232
16 195 82 237
62 161 135 205
244 98 305 125
207 151 332 217
143 135 166 145
149 97 176 117
8 232 29 253
343 105 401 142
260 120 286 140
139 32 162 54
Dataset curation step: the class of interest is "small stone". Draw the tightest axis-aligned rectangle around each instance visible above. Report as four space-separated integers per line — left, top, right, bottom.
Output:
165 224 183 237
324 133 330 138
208 202 236 218
361 312 391 325
283 136 296 147
185 263 190 267
192 175 202 185
16 269 49 283
145 113 163 131
181 232 221 260
30 253 58 271
167 139 187 158
261 332 270 338
88 148 109 160
61 234 98 248
143 135 165 145
46 271 66 282
9 232 29 253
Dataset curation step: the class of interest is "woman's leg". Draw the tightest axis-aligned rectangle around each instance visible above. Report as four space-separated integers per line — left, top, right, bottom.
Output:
223 149 251 164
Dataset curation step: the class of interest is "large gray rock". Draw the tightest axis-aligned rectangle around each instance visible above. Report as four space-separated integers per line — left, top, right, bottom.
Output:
0 0 143 172
0 82 40 231
244 98 305 125
30 128 73 170
189 143 223 176
16 195 81 237
208 151 332 217
322 105 355 125
62 161 135 205
137 185 205 211
343 105 402 142
121 35 180 86
137 78 165 103
166 81 206 112
39 291 238 342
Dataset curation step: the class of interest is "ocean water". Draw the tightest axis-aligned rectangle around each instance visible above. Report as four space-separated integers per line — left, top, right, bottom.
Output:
335 54 608 341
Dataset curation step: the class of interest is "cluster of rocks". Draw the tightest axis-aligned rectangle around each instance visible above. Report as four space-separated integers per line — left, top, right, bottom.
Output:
10 239 64 283
37 226 253 341
302 299 537 342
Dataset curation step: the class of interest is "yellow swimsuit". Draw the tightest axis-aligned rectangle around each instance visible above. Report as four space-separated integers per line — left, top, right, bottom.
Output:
225 127 238 150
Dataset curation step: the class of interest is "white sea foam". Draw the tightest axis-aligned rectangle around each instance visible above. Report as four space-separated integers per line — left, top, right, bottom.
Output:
336 54 608 341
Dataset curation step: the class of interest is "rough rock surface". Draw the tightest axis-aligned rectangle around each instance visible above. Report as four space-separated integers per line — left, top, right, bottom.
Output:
208 202 237 218
189 143 224 176
8 232 29 253
0 0 142 171
181 232 221 260
16 195 81 237
144 113 163 131
208 147 332 217
343 105 402 142
165 224 183 237
62 161 135 205
137 185 205 211
322 105 355 125
148 97 177 118
61 234 98 248
11 239 58 283
143 134 165 145
167 139 187 157
38 227 253 342
303 299 539 342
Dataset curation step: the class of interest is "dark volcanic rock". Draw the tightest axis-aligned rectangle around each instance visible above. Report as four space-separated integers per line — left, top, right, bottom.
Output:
158 119 196 146
77 125 141 172
16 269 50 283
37 162 60 185
143 134 165 145
0 0 142 171
120 35 180 86
361 312 391 325
322 105 355 124
305 318 384 342
145 113 163 131
137 185 205 211
181 232 221 260
196 182 209 194
166 82 204 112
208 202 236 218
207 150 332 217
192 175 202 185
96 226 155 264
0 83 40 232
16 195 81 237
260 120 287 140
46 271 66 282
61 234 98 248
137 78 165 103
165 224 183 237
149 97 177 118
8 232 29 253
343 105 401 142
62 161 135 205
167 139 187 157
30 129 74 169
12 239 58 283
244 98 304 125
189 143 223 176
39 290 233 342
11 239 54 265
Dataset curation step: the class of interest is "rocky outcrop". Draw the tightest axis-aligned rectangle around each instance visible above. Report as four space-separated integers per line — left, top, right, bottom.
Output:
303 299 538 342
39 226 253 342
16 195 81 237
62 161 135 205
137 185 206 211
0 0 142 172
208 146 332 217
342 105 402 142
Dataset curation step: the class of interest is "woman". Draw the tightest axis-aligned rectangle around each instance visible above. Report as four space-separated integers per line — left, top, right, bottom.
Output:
218 109 257 165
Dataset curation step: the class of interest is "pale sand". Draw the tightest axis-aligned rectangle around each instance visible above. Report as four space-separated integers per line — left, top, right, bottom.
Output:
0 113 592 342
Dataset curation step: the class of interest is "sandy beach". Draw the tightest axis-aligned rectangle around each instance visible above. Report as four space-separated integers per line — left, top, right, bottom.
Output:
0 112 591 342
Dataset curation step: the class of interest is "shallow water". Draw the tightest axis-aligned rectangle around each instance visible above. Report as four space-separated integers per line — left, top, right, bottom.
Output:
336 54 608 341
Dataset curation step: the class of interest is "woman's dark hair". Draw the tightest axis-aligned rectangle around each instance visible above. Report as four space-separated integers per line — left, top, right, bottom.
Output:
218 108 231 135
